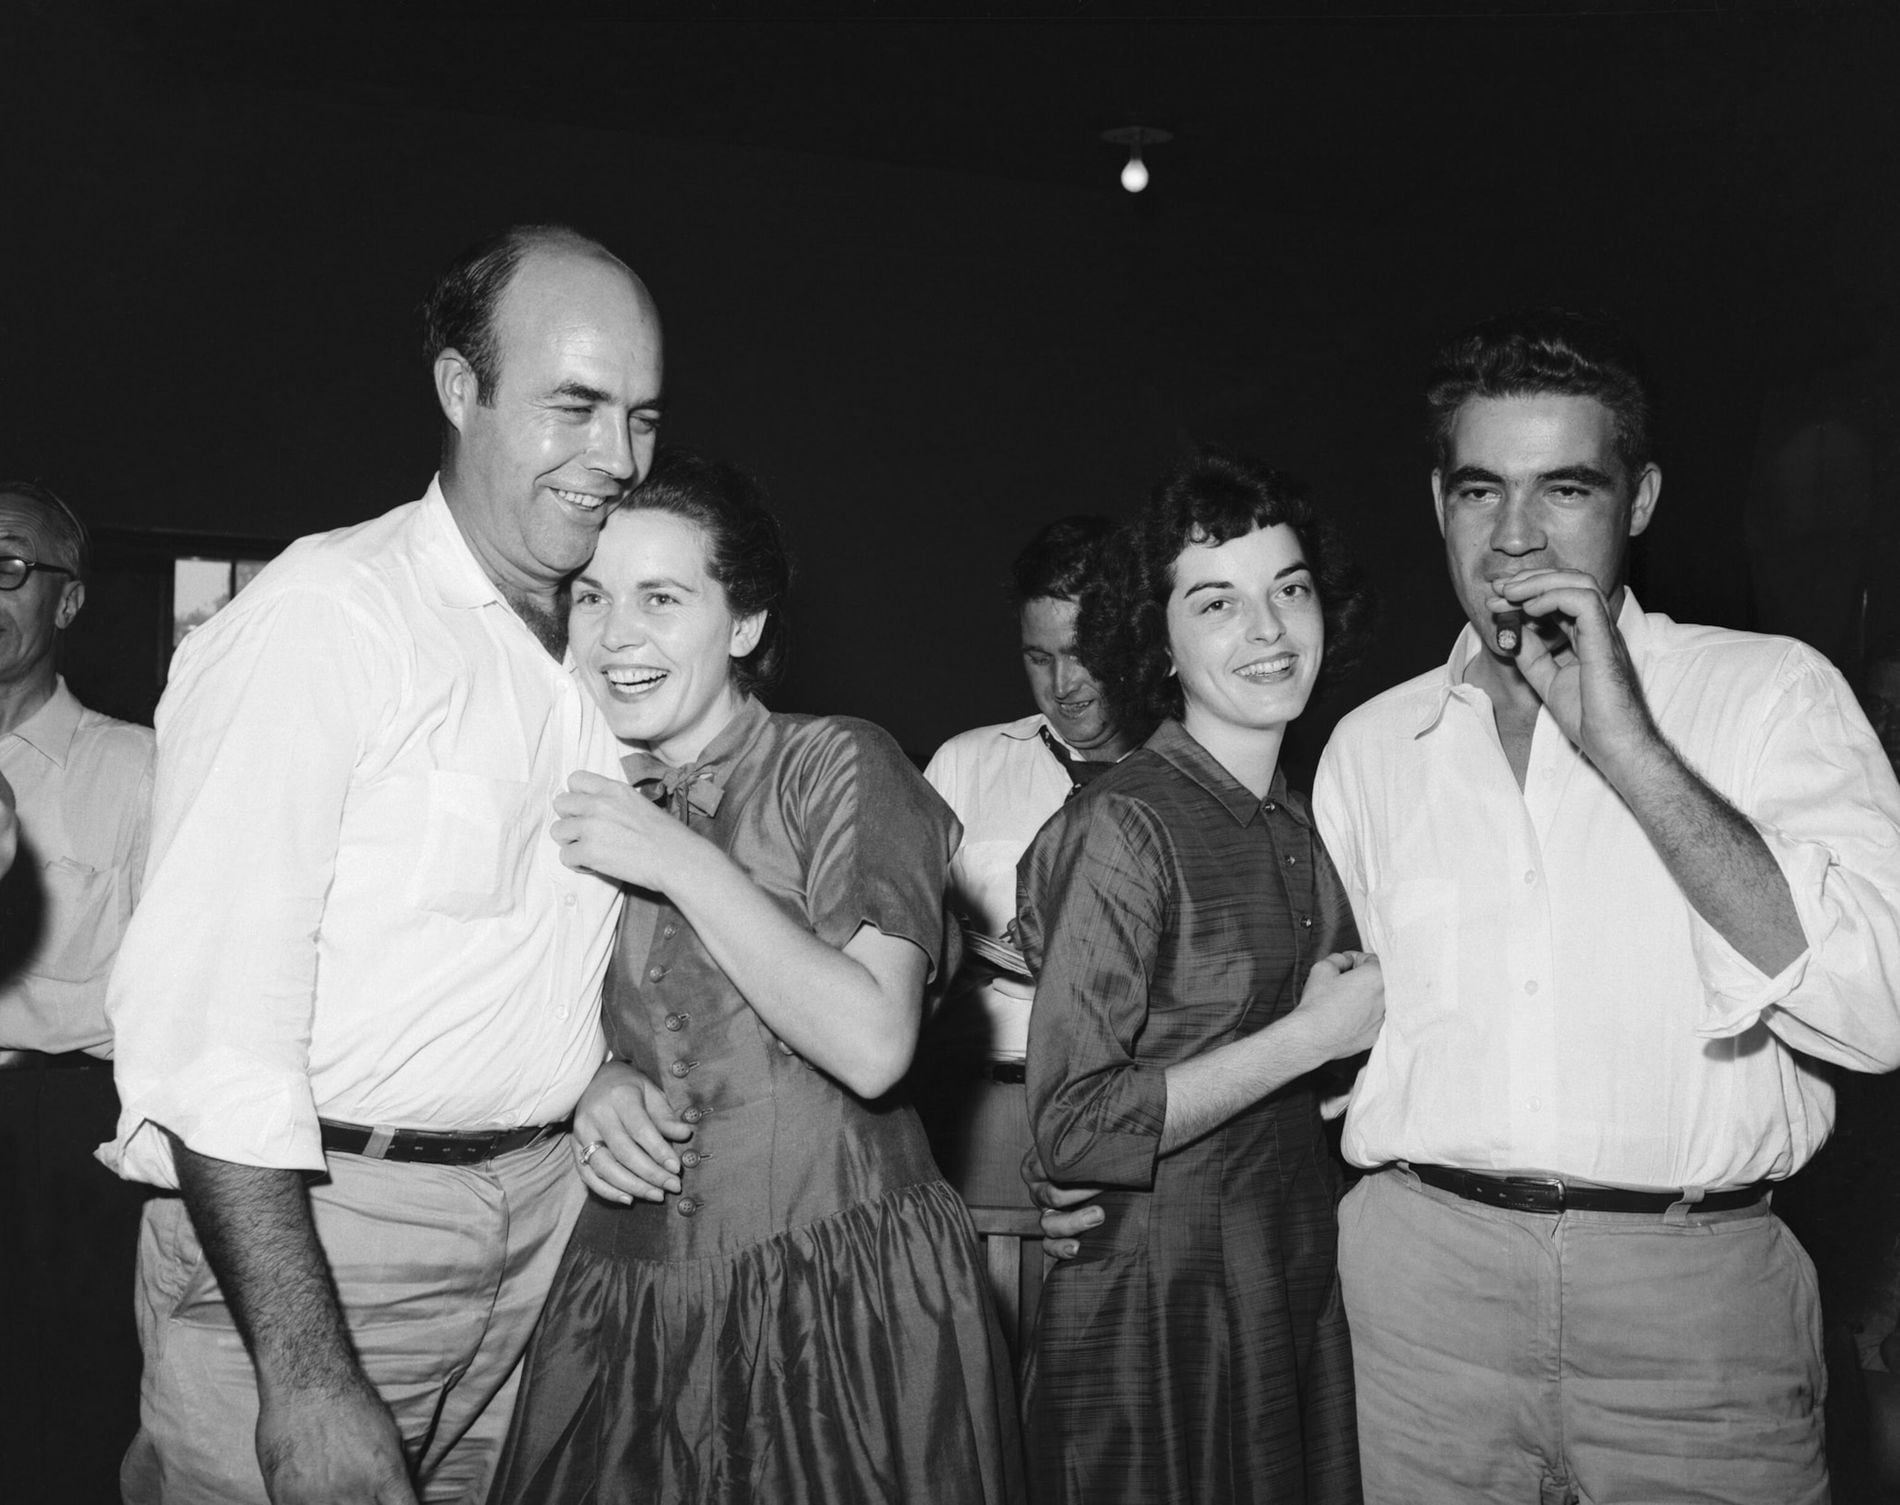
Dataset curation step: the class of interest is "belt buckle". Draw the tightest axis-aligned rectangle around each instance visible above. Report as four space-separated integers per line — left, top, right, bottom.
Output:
1503 1175 1566 1213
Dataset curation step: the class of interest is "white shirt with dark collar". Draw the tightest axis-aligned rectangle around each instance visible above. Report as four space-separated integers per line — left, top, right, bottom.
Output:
0 678 154 1055
104 479 624 1188
1315 594 1900 1190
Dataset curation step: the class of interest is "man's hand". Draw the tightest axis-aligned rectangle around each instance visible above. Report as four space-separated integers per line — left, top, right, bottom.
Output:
1021 1144 1103 1261
256 1379 416 1505
1494 569 1662 777
572 1060 694 1204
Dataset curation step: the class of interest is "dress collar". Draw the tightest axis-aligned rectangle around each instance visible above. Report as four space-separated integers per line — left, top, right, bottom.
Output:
1145 718 1299 828
618 695 771 820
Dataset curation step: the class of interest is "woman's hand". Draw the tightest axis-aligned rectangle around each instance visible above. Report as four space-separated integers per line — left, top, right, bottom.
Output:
1294 950 1384 1059
551 771 702 891
572 1061 695 1204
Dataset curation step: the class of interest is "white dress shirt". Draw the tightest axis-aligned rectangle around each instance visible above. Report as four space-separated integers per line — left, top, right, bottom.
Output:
104 481 623 1188
1315 596 1900 1190
923 713 1074 1060
0 679 154 1055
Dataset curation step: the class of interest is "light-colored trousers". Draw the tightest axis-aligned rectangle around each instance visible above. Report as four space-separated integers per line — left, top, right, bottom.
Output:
122 1133 585 1505
1339 1167 1828 1505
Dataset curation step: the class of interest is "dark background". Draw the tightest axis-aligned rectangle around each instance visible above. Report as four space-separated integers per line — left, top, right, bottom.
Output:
6 0 1897 771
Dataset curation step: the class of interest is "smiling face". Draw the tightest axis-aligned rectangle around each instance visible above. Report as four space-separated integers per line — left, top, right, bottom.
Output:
0 493 82 700
1019 595 1128 759
569 507 763 764
1165 522 1323 765
438 247 665 594
1433 393 1659 663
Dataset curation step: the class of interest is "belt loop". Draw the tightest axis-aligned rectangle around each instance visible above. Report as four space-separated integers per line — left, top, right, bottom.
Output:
1664 1185 1707 1226
363 1125 397 1160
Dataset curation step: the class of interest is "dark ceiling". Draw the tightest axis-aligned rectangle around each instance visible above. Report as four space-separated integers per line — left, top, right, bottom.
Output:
59 1 1894 230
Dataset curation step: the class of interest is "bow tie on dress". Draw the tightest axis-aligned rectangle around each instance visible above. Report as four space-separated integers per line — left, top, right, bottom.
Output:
619 751 726 819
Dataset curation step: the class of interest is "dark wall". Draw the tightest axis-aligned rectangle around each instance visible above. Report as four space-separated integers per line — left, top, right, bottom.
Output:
6 9 1896 764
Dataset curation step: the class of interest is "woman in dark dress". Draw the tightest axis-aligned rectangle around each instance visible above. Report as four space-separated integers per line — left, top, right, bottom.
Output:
492 451 1023 1505
1016 449 1381 1505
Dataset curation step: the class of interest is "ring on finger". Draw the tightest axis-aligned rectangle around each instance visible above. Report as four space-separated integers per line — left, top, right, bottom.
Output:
579 1138 608 1168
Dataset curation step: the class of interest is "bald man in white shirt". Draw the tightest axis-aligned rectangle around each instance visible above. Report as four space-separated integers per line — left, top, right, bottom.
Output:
1314 311 1900 1505
105 226 683 1505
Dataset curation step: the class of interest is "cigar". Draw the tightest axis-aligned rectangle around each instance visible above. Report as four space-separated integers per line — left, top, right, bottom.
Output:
1494 609 1525 654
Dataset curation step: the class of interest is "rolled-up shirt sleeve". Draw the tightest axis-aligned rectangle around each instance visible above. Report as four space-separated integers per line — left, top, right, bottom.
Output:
1693 647 1900 1071
1018 793 1169 1187
105 580 387 1187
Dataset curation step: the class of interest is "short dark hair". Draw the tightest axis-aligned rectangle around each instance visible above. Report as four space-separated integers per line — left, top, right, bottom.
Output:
1077 448 1374 733
421 223 622 406
1008 515 1116 606
0 479 89 578
621 448 792 694
1426 308 1655 482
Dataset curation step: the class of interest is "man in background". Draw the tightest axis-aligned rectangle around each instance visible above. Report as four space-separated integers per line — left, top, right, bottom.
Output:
106 225 681 1505
918 516 1136 1210
0 479 156 1504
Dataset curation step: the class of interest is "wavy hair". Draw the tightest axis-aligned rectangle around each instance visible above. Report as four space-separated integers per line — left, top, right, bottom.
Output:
1077 448 1374 733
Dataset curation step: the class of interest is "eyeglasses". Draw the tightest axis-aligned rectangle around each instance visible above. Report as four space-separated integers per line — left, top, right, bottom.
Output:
0 556 77 592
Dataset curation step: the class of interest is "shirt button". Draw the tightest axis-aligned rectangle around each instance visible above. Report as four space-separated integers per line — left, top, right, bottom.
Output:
661 923 678 939
1262 799 1278 813
556 1007 569 1020
680 1149 702 1168
1523 870 1537 885
664 1012 690 1032
1529 1097 1542 1112
1299 916 1313 929
669 1059 698 1078
1283 854 1298 867
1524 980 1539 996
562 893 576 908
681 1106 706 1124
677 1197 700 1217
648 965 667 982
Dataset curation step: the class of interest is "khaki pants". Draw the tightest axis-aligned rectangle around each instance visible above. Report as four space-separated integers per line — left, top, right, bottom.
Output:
123 1133 585 1505
1340 1167 1827 1505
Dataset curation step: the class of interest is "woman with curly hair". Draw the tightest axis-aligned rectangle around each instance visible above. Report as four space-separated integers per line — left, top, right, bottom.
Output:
1016 448 1381 1504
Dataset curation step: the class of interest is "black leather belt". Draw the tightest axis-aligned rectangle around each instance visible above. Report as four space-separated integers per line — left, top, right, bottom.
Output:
0 1048 110 1072
1410 1163 1772 1216
319 1119 566 1166
974 1059 1026 1084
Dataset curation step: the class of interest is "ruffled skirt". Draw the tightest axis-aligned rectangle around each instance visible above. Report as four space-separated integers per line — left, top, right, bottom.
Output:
491 1178 1024 1504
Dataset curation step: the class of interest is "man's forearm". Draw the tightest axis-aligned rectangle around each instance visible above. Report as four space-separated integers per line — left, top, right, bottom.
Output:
1613 742 1807 977
171 1136 364 1397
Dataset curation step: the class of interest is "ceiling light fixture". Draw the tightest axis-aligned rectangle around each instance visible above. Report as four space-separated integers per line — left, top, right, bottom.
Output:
1102 126 1172 194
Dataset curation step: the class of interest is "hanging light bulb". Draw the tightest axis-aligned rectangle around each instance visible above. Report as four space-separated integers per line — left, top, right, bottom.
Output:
1102 126 1172 195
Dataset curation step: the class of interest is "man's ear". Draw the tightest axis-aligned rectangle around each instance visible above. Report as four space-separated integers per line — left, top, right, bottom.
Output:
434 349 477 433
1431 470 1449 537
54 578 83 632
1628 463 1662 539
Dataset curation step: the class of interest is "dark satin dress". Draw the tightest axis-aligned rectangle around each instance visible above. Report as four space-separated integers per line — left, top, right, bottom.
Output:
492 697 1024 1505
1016 720 1361 1505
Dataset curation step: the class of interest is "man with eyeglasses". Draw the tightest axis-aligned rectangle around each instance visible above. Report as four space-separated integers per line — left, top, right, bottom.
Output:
0 479 156 1504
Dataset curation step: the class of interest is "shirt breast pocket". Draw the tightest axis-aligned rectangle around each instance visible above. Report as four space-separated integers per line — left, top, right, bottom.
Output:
35 858 115 983
406 771 534 922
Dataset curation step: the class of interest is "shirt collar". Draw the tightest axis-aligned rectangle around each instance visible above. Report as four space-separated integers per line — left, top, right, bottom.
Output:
1146 718 1299 828
1000 713 1051 743
1414 590 1649 737
618 694 772 813
2 676 83 766
416 477 510 612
